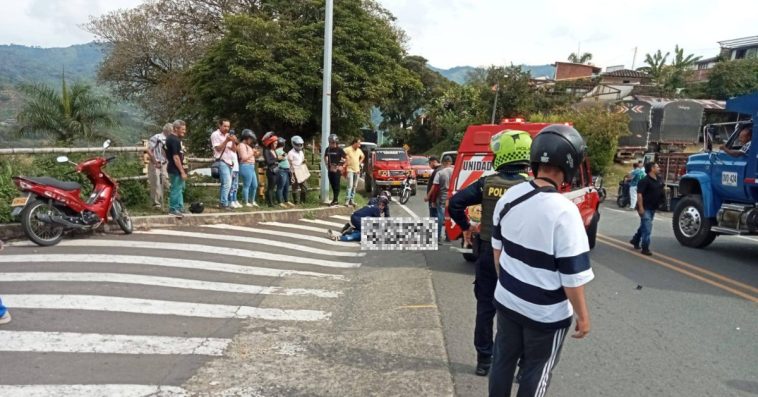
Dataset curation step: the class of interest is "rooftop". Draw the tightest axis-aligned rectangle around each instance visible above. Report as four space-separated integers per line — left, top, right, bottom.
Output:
601 69 650 78
718 35 758 49
553 61 602 72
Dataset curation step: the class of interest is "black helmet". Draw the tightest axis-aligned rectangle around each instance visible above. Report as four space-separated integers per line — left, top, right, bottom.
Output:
328 134 339 143
241 129 256 141
530 125 586 183
189 202 205 214
377 195 390 206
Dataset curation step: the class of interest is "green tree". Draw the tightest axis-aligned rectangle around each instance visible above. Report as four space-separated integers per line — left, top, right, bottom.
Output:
705 58 758 99
16 77 116 144
638 49 670 83
567 52 593 64
664 45 701 93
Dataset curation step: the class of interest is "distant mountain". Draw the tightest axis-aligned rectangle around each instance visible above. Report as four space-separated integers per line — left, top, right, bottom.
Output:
0 42 104 86
429 64 556 84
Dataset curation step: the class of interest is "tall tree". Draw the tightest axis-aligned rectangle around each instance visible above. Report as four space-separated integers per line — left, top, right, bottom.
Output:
665 45 702 92
705 58 758 99
638 49 670 82
568 52 593 64
16 76 116 144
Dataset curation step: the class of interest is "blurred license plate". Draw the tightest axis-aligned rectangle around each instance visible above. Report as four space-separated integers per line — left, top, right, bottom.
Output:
391 181 402 186
11 196 29 207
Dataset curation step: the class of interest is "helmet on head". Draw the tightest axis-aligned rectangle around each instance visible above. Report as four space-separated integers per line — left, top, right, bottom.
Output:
263 134 278 147
292 135 304 151
189 202 205 214
530 125 586 184
328 134 339 143
377 195 390 206
241 129 256 142
490 130 532 170
380 190 392 201
277 137 286 146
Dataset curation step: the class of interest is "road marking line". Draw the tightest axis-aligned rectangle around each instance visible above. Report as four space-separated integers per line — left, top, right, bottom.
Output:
604 207 666 222
598 234 758 294
0 272 341 298
596 236 758 302
299 218 345 228
330 215 351 221
138 229 365 258
0 331 230 355
0 254 346 280
3 295 330 321
0 385 188 397
9 240 360 269
399 202 420 219
261 221 330 233
203 224 358 248
397 304 436 309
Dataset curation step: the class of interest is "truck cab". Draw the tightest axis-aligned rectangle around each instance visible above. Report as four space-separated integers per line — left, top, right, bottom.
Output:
446 119 601 261
364 147 416 197
673 92 758 247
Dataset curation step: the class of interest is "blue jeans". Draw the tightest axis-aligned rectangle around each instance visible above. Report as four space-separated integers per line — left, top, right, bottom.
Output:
340 230 361 241
228 170 239 203
239 163 258 204
218 162 232 207
278 168 291 203
168 173 185 212
0 297 6 317
632 209 655 249
346 171 359 201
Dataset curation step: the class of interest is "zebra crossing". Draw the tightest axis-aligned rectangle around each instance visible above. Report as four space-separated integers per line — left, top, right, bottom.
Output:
0 217 363 396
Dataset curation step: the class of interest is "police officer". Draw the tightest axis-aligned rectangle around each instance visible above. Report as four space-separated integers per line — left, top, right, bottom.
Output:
448 129 533 376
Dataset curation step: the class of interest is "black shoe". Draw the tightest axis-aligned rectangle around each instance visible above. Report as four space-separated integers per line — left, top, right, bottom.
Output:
641 249 653 256
475 355 492 376
630 239 640 250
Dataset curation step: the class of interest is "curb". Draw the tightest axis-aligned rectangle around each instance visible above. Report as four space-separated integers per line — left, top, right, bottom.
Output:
0 206 353 242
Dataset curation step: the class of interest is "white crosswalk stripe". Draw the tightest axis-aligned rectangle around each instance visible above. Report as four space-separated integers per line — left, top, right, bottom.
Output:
331 215 351 221
0 331 231 355
0 219 358 393
0 272 341 298
299 218 346 228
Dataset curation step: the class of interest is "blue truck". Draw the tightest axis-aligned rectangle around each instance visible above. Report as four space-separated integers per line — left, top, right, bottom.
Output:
672 92 758 248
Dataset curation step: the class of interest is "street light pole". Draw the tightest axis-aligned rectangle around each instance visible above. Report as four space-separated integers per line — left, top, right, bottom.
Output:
320 0 334 203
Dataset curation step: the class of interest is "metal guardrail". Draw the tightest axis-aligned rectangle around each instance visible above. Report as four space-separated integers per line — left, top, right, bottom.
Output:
0 146 145 155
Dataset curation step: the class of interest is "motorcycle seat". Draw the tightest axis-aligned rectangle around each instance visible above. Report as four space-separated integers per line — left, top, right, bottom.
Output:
26 177 81 191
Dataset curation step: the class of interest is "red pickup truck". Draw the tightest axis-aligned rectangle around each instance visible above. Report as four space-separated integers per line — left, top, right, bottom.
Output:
364 147 417 196
446 119 601 261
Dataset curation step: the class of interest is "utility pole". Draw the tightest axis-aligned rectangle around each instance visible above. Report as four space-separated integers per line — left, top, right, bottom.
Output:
631 46 638 70
490 84 499 124
320 0 334 203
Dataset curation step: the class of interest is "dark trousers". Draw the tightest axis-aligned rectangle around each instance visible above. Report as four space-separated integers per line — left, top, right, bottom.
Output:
328 171 341 203
266 170 278 206
489 312 569 397
429 206 438 218
474 240 497 358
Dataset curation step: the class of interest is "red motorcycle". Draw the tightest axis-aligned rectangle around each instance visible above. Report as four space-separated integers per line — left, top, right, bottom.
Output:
10 140 133 246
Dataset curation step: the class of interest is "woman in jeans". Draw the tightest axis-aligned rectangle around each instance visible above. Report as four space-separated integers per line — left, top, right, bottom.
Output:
262 132 280 207
237 129 260 207
276 137 293 208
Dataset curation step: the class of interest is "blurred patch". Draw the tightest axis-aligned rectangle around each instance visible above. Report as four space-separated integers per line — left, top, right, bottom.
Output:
361 217 438 251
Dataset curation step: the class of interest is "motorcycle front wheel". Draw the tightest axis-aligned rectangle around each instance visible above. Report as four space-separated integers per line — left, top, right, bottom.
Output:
21 199 65 246
400 188 411 204
110 199 133 234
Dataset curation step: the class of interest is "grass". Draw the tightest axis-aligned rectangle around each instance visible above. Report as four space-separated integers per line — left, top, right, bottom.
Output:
601 163 632 195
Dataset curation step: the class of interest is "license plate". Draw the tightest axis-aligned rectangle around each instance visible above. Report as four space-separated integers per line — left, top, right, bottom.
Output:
391 181 402 186
11 196 29 207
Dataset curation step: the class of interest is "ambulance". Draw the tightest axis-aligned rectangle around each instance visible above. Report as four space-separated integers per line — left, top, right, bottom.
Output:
445 118 601 261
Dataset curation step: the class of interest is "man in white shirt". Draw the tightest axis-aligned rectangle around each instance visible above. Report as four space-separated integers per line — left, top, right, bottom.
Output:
147 123 172 209
210 119 238 209
721 123 752 157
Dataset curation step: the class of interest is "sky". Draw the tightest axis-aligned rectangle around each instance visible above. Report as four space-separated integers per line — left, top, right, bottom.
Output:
1 0 756 70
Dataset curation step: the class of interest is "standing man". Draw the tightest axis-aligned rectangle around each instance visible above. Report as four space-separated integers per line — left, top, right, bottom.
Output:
631 162 665 256
166 120 188 218
324 134 346 206
211 119 238 209
448 130 532 377
147 123 172 209
424 156 441 218
343 138 365 207
627 161 645 210
429 155 453 242
489 125 593 397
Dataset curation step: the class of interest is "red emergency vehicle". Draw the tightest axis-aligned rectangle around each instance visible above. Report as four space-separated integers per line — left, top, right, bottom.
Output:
445 118 601 261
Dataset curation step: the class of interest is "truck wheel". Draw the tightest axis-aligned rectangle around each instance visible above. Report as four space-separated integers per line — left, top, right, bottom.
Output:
673 195 717 248
587 212 599 250
371 181 379 197
365 176 373 193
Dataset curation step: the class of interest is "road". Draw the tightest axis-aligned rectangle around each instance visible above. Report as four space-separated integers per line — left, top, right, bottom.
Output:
403 189 758 397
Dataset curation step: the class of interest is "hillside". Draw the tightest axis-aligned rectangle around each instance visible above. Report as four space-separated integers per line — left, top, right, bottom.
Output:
430 64 556 84
0 43 104 86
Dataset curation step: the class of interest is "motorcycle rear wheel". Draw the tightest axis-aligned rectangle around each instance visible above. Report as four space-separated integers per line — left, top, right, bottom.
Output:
111 199 133 234
21 199 64 246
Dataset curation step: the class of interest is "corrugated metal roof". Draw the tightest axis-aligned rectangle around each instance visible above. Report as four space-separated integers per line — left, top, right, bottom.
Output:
718 35 758 49
634 95 726 110
601 69 650 78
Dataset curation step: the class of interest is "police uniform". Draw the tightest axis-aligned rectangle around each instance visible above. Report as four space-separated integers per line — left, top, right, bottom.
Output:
448 168 528 370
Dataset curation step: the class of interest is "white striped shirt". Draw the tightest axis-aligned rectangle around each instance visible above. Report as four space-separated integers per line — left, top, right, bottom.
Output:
491 181 594 329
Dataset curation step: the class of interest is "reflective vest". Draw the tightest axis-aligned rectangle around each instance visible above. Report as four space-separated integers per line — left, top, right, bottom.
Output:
480 173 528 241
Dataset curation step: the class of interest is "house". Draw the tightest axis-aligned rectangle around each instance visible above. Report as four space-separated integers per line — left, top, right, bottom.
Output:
718 35 758 60
553 61 602 81
599 69 652 85
691 56 719 82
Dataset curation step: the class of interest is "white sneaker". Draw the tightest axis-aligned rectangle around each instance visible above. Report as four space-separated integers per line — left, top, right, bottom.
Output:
245 202 254 207
252 202 260 208
232 201 243 208
0 311 11 325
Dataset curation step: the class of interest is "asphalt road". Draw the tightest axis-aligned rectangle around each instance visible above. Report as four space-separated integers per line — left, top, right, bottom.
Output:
403 188 758 397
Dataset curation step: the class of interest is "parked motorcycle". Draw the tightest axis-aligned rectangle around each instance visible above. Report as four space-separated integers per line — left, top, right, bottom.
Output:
10 140 133 246
617 180 631 208
399 173 415 204
592 175 607 203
